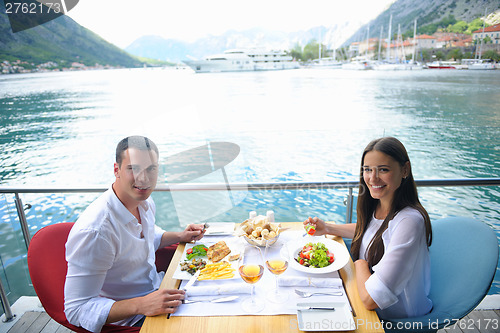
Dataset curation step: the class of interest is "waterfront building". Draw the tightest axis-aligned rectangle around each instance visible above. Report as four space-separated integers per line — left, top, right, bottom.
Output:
473 23 500 45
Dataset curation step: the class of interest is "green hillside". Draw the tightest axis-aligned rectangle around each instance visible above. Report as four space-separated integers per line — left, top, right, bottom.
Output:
0 2 142 68
345 0 500 46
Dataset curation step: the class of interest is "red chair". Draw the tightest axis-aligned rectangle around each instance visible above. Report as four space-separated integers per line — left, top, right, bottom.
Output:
27 222 177 332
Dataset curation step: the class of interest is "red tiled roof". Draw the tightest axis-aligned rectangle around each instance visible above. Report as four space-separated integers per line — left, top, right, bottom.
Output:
473 23 500 33
417 34 435 39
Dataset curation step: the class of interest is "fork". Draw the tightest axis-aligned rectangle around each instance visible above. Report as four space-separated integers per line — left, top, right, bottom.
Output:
295 289 343 297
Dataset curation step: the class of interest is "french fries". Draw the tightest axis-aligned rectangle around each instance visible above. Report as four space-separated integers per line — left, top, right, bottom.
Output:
198 261 235 280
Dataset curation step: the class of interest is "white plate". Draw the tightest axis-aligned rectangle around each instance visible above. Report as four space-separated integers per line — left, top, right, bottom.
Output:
297 301 355 331
285 238 349 274
204 222 235 235
172 240 241 280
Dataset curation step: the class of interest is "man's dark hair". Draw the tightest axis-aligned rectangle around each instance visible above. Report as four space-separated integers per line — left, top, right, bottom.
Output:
116 136 159 166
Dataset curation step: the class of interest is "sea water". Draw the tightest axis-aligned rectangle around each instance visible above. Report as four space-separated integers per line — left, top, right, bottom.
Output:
0 68 499 306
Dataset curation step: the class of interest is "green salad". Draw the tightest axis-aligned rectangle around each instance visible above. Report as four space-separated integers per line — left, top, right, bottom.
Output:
296 242 335 268
186 244 208 260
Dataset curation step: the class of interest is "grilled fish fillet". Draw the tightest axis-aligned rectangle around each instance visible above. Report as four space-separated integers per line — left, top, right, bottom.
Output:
207 241 231 262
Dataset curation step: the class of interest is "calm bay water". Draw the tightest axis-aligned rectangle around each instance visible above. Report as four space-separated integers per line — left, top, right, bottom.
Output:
0 67 499 303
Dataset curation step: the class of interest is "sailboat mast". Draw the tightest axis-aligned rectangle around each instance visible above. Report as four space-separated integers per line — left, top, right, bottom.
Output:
478 8 487 61
378 26 383 60
412 19 417 63
386 14 392 62
366 25 370 59
319 28 322 61
397 24 402 63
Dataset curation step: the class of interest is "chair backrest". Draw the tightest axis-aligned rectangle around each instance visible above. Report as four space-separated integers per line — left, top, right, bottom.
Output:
385 217 498 332
428 217 498 318
27 222 140 332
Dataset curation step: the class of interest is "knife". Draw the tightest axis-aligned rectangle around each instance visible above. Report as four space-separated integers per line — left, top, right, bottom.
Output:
183 270 200 291
184 295 240 304
298 306 335 311
182 270 201 304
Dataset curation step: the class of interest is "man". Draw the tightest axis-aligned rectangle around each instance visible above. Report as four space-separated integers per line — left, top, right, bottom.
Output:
64 136 205 332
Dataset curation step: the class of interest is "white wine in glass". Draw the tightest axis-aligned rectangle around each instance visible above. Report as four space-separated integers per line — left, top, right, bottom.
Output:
238 245 265 312
265 242 288 303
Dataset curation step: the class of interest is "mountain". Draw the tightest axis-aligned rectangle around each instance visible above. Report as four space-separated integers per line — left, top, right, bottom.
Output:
0 2 141 67
125 23 364 63
345 0 500 46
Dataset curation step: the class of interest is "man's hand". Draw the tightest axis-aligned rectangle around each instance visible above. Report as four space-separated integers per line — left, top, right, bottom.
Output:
106 289 185 323
178 224 206 243
138 289 186 316
159 224 206 248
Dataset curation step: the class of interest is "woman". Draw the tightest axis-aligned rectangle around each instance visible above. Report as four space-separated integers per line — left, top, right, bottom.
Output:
304 137 432 319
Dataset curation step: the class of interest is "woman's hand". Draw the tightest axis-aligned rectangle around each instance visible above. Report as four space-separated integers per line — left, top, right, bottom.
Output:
303 217 328 236
302 217 357 239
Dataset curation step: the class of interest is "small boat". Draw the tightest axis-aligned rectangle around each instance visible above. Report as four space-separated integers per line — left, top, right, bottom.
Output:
372 61 423 71
342 60 372 70
182 49 300 73
307 58 342 69
463 59 496 70
427 61 466 69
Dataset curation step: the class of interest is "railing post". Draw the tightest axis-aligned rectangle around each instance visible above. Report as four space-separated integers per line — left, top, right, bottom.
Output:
346 188 354 224
0 278 15 322
14 193 31 250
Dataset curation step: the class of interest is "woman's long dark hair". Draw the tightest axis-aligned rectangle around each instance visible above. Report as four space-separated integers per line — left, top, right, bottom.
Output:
350 137 432 267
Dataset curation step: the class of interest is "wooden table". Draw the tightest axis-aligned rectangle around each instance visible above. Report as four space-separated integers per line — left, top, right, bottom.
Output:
140 222 384 333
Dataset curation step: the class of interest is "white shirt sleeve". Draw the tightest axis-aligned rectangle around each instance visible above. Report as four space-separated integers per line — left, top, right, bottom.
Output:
64 228 117 332
365 212 426 310
154 225 166 251
148 197 165 251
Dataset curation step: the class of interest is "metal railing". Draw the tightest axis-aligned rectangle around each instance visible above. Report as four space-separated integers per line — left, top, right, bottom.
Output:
1 177 499 321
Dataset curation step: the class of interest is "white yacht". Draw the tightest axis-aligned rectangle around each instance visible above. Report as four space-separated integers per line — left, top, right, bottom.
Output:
182 49 300 73
462 59 496 70
341 60 372 70
307 57 342 69
372 61 423 71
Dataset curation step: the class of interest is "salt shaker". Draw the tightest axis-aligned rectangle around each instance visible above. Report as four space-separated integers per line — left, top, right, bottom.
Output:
266 210 275 222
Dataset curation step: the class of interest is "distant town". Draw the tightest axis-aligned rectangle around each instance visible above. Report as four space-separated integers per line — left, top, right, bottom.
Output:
1 60 124 75
343 23 500 62
2 22 499 75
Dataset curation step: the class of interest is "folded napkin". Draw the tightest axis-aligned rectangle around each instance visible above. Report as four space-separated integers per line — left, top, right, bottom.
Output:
186 283 252 296
278 276 343 288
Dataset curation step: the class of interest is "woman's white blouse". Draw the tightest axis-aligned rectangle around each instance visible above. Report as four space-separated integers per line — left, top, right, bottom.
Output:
359 207 432 319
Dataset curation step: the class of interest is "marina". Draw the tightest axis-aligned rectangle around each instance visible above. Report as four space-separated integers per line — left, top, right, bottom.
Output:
1 67 499 328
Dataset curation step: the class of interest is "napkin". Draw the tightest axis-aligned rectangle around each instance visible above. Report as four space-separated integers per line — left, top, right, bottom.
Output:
186 282 252 296
204 222 236 235
278 276 343 288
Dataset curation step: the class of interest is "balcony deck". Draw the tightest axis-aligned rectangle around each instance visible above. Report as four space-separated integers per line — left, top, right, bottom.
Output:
4 309 500 333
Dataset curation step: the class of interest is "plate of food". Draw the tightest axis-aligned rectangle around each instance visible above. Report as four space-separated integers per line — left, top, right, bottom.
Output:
172 240 241 280
285 238 349 274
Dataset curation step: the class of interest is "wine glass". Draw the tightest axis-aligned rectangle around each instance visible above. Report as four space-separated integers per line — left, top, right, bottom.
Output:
238 245 265 312
265 241 289 303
